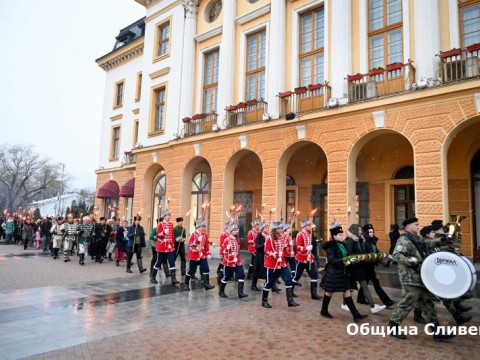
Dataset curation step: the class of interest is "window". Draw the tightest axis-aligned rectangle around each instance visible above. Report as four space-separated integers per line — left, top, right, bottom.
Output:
459 1 480 47
135 72 142 102
299 8 325 86
394 165 414 179
153 174 167 222
114 81 124 108
111 126 121 160
155 21 170 59
368 0 403 69
394 185 415 227
191 173 210 227
151 86 166 133
246 30 266 101
207 1 222 23
203 49 219 113
132 120 139 148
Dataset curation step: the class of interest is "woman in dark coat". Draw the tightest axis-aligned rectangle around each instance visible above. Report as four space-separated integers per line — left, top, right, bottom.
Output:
344 224 386 314
114 220 129 266
251 222 268 291
320 221 368 322
386 224 400 267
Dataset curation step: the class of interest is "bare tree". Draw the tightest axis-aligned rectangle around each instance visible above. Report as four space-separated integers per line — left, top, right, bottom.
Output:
0 144 68 212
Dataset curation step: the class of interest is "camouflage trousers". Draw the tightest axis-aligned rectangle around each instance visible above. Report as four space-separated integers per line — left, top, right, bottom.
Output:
390 285 438 324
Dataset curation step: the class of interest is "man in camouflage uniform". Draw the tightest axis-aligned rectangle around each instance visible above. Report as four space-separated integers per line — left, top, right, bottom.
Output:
388 217 454 342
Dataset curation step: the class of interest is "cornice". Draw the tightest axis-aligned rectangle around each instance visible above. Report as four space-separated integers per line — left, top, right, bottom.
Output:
110 114 123 121
194 26 222 43
96 38 144 71
145 0 181 23
132 108 140 114
236 3 271 25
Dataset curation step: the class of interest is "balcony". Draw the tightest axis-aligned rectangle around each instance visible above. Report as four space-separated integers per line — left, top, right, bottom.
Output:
437 44 480 83
278 82 331 117
347 60 416 103
225 99 268 129
123 151 136 165
182 112 217 137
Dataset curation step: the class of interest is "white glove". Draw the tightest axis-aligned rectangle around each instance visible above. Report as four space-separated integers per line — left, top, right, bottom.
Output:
289 241 293 246
198 235 203 242
277 257 282 262
409 257 418 263
226 244 231 250
278 251 283 258
207 255 212 260
233 257 237 262
306 245 313 251
164 228 169 235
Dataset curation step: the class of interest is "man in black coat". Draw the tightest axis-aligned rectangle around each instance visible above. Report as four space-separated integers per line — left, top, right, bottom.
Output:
41 217 53 253
93 217 112 263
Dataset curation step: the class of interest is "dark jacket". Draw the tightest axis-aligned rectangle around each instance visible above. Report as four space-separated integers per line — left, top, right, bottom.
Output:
345 233 368 282
322 240 351 292
41 220 52 237
388 229 400 255
93 223 112 242
126 224 146 248
115 226 128 250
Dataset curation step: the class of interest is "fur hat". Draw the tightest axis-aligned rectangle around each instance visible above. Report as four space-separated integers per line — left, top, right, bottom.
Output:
362 223 374 233
402 217 418 227
431 220 444 231
176 217 183 222
161 210 171 218
251 220 259 227
272 221 284 230
259 222 268 230
329 220 343 236
195 220 205 228
301 219 311 228
133 215 142 221
283 223 292 230
420 225 434 237
229 224 239 232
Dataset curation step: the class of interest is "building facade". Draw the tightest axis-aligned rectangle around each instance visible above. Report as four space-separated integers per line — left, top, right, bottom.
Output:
95 0 480 259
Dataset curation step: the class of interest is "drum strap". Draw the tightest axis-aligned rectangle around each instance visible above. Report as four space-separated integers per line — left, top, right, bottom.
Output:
404 232 427 260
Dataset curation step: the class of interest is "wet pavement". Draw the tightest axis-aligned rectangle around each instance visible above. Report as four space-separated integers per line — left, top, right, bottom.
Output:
0 243 479 360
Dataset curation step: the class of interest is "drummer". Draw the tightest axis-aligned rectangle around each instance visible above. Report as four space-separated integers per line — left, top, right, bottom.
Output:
388 217 454 342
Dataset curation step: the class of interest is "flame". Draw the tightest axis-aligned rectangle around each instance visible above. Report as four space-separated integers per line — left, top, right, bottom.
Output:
291 207 295 213
230 205 235 211
310 209 317 216
271 208 276 213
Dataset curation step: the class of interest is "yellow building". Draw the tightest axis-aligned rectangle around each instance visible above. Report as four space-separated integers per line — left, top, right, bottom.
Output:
95 0 480 258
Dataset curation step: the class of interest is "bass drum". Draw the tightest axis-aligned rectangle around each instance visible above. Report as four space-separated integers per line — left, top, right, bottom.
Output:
421 251 476 299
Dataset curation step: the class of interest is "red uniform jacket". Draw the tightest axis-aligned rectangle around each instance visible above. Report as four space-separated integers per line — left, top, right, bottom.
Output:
283 233 294 258
264 235 287 269
188 230 211 261
221 235 242 267
247 229 257 253
295 229 314 263
218 229 229 258
156 221 174 253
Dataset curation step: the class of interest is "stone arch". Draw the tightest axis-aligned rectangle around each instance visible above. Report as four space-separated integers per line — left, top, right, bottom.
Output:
141 162 166 230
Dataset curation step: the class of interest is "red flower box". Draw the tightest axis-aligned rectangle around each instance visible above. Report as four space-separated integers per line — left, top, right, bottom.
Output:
236 102 247 109
386 62 403 72
368 68 384 76
278 91 292 98
246 99 257 106
308 83 323 91
440 48 461 58
294 86 307 94
346 73 363 82
467 43 480 53
192 113 207 120
226 105 237 111
182 117 191 123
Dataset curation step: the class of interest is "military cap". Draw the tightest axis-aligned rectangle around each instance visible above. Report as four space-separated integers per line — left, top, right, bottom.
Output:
402 217 418 227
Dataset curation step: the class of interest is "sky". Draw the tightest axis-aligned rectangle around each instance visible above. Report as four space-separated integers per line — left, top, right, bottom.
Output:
0 0 145 191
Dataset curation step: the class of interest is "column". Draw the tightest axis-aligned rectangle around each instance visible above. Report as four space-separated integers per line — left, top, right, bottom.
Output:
266 0 286 119
414 0 440 79
179 0 199 120
216 0 236 127
330 0 351 99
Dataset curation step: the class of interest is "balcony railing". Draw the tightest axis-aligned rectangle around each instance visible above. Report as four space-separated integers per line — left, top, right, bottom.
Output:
225 99 268 129
123 151 136 165
437 44 480 83
278 82 331 117
347 60 416 103
183 112 217 137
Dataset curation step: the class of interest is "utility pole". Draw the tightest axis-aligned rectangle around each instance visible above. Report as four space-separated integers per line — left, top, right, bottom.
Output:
57 163 65 216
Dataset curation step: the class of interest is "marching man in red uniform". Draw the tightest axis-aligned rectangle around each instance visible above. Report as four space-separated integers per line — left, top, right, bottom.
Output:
153 210 179 285
216 220 232 285
182 220 215 291
262 221 299 308
282 223 297 281
293 219 321 300
246 221 259 280
218 224 248 299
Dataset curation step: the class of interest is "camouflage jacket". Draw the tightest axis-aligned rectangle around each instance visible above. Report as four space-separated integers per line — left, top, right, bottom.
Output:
392 232 428 287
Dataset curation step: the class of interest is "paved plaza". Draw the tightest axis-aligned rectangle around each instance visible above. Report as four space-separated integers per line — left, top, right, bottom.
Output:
0 244 479 360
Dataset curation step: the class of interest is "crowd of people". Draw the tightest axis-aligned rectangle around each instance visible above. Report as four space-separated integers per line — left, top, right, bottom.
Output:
0 211 474 341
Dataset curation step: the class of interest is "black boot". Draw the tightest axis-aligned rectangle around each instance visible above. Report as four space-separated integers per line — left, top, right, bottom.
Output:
345 296 367 322
182 275 191 291
310 281 322 300
126 267 133 273
455 300 472 313
163 261 170 277
203 274 215 290
287 287 299 307
219 281 228 298
414 308 427 324
138 259 147 274
430 323 456 342
388 320 406 339
262 289 272 308
79 254 85 266
108 253 113 261
320 295 333 318
247 265 253 280
276 278 281 285
238 281 248 298
453 312 472 325
181 260 186 277
272 283 282 293
53 248 59 259
171 270 180 285
291 284 298 298
251 277 260 291
116 260 120 266
150 269 158 284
